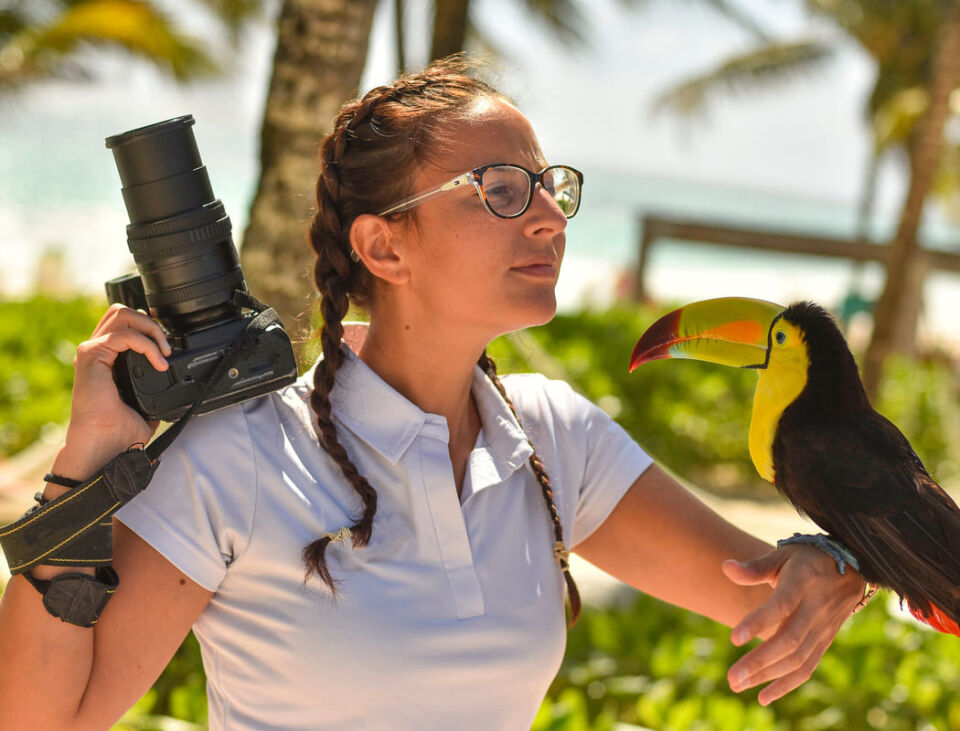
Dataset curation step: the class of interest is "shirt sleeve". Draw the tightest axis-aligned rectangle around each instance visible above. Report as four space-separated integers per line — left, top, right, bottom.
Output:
507 375 654 548
114 401 258 592
564 384 653 546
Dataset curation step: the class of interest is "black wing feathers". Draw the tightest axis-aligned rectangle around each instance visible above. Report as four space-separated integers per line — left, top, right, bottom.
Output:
773 404 960 623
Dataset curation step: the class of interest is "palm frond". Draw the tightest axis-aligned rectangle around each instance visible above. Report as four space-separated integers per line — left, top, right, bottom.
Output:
870 86 929 153
651 37 836 118
0 10 28 38
188 0 265 45
523 0 588 46
618 0 771 42
0 0 220 88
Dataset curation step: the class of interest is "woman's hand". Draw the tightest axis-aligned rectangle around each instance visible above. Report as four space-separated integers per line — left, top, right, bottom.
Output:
722 544 866 706
51 304 171 485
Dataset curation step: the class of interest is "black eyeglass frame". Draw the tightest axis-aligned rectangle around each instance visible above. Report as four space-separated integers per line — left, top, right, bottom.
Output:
377 163 584 220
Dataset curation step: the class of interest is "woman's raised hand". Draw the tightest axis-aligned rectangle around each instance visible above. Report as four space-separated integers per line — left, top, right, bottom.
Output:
52 304 171 484
722 545 866 705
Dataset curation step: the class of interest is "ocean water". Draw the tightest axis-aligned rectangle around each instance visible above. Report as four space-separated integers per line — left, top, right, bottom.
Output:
559 170 960 351
3 132 960 350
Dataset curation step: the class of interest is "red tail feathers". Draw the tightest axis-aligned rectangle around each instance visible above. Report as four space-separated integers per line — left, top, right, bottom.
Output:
908 601 960 636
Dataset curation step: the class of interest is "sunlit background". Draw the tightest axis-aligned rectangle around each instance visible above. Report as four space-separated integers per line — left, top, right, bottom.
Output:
3 2 960 728
4 0 959 344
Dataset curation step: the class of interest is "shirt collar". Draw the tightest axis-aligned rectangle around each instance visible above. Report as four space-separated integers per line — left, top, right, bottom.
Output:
470 365 534 471
306 346 533 471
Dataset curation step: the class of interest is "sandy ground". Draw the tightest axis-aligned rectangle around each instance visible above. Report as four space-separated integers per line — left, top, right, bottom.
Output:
0 434 817 599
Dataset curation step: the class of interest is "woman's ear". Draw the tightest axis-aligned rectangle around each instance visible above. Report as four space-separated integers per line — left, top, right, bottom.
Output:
349 214 410 285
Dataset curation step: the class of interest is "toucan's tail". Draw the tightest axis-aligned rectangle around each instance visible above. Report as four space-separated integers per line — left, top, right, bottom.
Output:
908 601 960 636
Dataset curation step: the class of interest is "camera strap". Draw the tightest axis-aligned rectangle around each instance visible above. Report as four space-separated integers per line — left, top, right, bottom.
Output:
0 291 281 577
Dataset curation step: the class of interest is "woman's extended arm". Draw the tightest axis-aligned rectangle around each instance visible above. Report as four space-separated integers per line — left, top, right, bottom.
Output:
0 305 213 730
574 463 865 705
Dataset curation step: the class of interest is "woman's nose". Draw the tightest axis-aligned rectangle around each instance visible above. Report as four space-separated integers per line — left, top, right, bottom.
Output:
523 184 567 236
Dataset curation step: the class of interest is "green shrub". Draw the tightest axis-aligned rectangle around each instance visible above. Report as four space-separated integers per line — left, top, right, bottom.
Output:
2 298 959 730
0 295 104 456
496 305 960 498
534 593 960 730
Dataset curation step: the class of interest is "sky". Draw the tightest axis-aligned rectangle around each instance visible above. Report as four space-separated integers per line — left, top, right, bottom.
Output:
367 0 886 205
0 0 915 297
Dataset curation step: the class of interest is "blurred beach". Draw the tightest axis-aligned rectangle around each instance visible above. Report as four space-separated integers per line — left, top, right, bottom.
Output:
2 0 960 353
5 154 960 354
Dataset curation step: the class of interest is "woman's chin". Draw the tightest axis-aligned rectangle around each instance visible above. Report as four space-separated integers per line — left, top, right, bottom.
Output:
505 295 558 332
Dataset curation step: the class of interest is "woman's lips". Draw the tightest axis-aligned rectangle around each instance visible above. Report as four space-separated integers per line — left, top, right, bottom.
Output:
511 263 556 278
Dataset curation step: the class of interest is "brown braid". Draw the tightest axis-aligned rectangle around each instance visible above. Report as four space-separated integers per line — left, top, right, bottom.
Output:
302 58 579 625
477 351 582 625
302 58 504 591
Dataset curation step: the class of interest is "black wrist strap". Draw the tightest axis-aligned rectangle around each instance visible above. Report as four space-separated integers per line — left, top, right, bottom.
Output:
23 567 119 628
0 448 158 574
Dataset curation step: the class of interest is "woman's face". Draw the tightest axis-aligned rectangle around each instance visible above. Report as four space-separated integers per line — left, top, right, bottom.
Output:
389 97 568 340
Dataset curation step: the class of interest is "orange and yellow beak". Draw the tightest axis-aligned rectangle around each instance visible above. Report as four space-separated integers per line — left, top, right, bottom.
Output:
629 297 785 372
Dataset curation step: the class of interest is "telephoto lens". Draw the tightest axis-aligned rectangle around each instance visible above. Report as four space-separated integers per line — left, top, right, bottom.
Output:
105 115 245 331
104 116 297 422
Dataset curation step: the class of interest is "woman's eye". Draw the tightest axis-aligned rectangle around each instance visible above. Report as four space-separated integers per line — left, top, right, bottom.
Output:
486 184 513 201
775 331 787 345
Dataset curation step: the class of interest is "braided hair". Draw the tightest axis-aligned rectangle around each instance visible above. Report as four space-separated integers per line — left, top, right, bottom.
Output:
303 57 581 623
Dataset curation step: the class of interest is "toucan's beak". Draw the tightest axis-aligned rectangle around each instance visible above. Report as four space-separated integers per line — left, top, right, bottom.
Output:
629 297 785 372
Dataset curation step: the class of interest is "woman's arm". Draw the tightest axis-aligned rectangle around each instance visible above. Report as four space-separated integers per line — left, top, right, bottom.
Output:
0 304 214 729
0 522 212 730
574 463 865 705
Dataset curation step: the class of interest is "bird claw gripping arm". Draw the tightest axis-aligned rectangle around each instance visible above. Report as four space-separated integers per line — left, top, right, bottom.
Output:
776 532 861 575
776 533 879 615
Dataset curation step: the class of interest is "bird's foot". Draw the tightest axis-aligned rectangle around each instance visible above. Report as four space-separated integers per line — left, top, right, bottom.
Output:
776 532 861 575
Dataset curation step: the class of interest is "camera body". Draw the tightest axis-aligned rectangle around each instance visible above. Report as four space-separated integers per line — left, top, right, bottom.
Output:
104 116 297 422
106 274 297 422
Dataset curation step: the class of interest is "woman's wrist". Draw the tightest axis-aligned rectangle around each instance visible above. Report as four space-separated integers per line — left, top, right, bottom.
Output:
28 564 96 580
52 427 136 485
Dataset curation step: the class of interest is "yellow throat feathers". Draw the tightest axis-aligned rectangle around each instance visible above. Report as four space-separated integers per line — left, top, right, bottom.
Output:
748 320 810 483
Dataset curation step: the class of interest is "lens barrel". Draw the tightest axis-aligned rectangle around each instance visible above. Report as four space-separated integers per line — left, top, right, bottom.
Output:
106 115 245 331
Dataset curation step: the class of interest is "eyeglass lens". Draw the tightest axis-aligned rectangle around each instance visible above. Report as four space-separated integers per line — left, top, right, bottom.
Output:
479 166 580 218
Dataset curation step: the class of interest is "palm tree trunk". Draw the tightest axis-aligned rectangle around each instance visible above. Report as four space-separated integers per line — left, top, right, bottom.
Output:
861 1 960 398
430 0 470 61
240 0 377 349
395 0 406 74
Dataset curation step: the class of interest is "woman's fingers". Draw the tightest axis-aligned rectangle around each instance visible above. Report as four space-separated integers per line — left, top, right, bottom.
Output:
755 646 827 706
721 552 786 589
728 601 822 691
725 545 866 705
77 328 170 373
729 585 800 646
91 304 171 357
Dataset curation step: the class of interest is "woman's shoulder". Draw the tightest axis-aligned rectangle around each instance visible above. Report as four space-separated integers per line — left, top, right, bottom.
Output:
166 369 315 453
499 372 595 428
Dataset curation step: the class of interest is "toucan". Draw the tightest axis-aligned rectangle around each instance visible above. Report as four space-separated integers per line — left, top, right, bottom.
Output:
630 297 960 636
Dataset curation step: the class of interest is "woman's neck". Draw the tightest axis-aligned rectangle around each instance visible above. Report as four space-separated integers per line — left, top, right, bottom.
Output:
357 317 484 466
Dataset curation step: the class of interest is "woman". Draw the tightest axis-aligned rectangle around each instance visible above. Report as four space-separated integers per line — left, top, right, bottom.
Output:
0 59 866 729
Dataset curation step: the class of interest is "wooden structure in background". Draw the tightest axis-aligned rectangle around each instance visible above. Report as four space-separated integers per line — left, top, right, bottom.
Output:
633 214 960 350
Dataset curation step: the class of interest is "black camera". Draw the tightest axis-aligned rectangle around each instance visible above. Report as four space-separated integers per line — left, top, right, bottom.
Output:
104 115 298 422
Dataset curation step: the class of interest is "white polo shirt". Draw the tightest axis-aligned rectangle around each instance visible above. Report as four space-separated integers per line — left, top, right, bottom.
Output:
116 347 653 730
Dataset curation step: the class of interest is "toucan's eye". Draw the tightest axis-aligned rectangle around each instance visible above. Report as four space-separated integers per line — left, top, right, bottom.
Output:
775 330 787 345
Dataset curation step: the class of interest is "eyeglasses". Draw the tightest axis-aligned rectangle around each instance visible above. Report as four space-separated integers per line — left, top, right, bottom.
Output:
378 163 584 219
